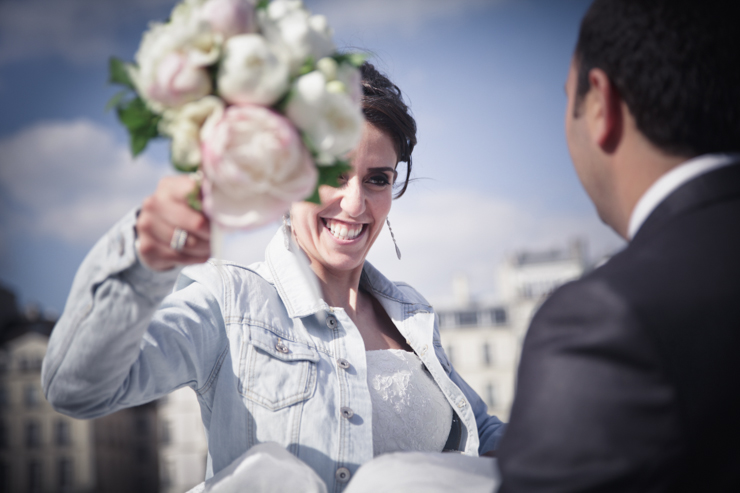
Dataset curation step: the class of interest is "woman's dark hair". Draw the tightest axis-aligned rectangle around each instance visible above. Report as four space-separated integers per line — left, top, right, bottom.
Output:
360 62 417 198
574 0 740 157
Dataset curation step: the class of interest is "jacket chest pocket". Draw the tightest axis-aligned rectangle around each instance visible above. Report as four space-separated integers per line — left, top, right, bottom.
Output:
239 326 320 411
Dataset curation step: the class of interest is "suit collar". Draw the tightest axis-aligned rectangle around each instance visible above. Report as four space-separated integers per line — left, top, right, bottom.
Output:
633 159 740 242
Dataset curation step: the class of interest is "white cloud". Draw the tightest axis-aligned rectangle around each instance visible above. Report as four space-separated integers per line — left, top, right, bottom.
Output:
0 119 170 244
0 0 174 65
309 0 504 35
0 0 505 65
218 187 624 308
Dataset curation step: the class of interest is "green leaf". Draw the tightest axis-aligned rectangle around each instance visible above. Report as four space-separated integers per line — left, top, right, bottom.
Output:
271 88 292 114
116 97 161 156
298 56 315 76
187 181 203 212
305 188 321 204
333 52 368 68
256 0 270 10
305 160 352 204
173 160 200 173
130 132 151 156
109 57 135 89
301 132 318 156
105 90 129 112
318 160 352 188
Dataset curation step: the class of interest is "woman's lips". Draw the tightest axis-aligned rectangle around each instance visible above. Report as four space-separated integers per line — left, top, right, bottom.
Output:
322 218 367 241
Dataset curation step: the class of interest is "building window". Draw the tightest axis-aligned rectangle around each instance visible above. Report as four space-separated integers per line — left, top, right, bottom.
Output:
26 420 41 448
20 355 43 373
438 312 455 329
55 420 71 447
159 419 171 445
28 460 42 493
58 457 74 493
457 311 478 327
483 342 493 367
24 384 40 408
491 308 507 325
486 383 496 408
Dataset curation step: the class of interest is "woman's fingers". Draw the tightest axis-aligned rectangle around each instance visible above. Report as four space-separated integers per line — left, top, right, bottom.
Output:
135 175 212 271
136 235 210 271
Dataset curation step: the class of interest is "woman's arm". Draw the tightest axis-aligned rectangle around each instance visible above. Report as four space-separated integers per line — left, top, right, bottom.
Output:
41 176 223 418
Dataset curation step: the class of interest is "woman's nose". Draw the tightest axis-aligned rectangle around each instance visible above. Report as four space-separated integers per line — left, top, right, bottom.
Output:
340 178 366 217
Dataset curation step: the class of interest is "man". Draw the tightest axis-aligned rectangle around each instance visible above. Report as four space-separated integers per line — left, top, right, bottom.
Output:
497 1 740 491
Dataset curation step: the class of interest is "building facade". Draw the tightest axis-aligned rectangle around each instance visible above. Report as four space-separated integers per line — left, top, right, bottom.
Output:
437 241 588 421
157 387 208 493
0 287 159 493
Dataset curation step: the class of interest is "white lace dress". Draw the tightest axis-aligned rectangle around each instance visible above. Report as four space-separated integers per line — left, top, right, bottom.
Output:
366 349 454 457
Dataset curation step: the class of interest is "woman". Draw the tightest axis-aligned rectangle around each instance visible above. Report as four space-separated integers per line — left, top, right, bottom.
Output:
42 63 504 491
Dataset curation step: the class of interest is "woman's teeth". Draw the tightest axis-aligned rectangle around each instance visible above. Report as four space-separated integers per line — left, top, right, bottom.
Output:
327 220 363 240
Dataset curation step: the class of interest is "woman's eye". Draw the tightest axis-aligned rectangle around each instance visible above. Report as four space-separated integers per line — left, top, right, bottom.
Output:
367 174 391 186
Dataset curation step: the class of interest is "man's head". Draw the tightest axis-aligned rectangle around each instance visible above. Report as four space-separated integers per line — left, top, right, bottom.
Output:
566 0 740 237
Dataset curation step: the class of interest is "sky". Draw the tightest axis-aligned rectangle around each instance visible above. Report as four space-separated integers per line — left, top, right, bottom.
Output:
0 0 624 316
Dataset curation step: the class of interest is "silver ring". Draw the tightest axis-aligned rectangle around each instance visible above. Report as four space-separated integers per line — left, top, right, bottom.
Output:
170 227 188 252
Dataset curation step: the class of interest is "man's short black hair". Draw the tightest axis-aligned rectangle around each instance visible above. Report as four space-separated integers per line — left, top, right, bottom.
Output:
575 0 740 157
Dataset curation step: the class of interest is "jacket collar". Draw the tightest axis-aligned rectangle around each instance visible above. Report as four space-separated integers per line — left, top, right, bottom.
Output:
264 227 420 319
635 159 740 242
264 227 324 318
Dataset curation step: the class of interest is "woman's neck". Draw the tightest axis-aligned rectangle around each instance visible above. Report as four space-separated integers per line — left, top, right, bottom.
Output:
312 263 365 317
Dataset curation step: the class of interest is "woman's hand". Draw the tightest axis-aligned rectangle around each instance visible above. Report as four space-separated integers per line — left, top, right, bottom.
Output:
135 175 211 271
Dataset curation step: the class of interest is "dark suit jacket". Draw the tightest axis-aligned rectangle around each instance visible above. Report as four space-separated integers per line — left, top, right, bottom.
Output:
498 162 740 492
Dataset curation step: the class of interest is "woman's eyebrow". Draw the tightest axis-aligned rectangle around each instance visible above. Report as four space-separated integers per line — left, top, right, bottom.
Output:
368 167 398 177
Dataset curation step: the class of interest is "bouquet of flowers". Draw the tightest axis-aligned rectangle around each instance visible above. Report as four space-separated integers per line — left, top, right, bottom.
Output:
107 0 366 229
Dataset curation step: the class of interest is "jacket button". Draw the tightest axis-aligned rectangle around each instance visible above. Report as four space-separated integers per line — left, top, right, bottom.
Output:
340 406 354 419
337 358 350 370
326 315 338 329
275 342 289 353
335 467 351 482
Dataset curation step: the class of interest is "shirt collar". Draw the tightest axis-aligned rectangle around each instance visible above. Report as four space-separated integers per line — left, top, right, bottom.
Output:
627 153 740 240
264 227 419 319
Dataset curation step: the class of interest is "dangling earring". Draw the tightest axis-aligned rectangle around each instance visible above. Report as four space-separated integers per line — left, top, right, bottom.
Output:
386 217 401 260
283 212 292 250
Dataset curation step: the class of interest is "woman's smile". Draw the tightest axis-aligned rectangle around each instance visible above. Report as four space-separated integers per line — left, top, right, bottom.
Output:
322 218 368 242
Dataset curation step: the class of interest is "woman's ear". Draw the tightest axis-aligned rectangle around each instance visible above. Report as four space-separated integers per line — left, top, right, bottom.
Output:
585 68 624 154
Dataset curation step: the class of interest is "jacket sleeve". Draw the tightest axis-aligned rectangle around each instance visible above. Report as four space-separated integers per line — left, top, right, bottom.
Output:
41 210 227 419
447 364 506 454
497 278 683 492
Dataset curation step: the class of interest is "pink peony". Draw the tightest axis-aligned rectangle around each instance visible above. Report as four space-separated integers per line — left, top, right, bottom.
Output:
200 0 256 39
200 104 317 229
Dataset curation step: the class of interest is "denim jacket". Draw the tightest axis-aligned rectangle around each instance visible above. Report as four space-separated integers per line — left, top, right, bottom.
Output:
42 210 505 492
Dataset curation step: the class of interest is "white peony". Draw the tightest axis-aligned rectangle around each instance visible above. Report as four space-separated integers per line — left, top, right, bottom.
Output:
129 8 220 113
258 0 335 74
200 104 317 229
286 70 365 165
199 0 257 39
159 96 225 170
217 34 290 106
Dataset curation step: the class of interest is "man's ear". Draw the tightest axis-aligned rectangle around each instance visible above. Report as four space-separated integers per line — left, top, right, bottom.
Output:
585 68 623 154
